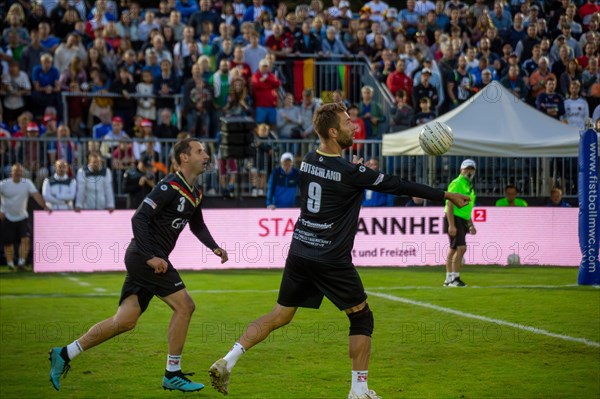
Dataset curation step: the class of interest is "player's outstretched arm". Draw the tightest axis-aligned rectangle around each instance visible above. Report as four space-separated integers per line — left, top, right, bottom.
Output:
444 192 470 208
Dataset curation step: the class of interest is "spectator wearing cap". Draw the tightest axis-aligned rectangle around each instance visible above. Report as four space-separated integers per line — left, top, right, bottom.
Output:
252 59 281 129
381 8 401 34
123 155 157 209
133 119 162 162
100 116 130 160
327 0 353 21
411 67 439 110
41 113 58 148
266 152 300 209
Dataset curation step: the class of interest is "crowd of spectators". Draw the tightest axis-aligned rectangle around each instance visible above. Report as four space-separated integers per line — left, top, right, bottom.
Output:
0 0 596 205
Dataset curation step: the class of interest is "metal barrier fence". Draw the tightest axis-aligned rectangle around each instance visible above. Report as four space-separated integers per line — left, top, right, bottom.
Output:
0 137 577 206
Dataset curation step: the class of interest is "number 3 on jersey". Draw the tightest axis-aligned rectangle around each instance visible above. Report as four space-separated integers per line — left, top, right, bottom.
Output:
177 197 185 212
307 182 321 213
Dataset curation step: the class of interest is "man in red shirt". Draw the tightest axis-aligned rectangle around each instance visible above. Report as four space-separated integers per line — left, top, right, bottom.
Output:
251 59 281 129
386 59 413 98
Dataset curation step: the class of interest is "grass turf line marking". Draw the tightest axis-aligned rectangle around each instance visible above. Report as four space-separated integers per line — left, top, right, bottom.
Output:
368 291 600 348
371 284 581 290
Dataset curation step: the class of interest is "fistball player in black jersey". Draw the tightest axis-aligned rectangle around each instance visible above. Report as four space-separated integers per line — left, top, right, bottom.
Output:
209 103 470 399
49 139 229 393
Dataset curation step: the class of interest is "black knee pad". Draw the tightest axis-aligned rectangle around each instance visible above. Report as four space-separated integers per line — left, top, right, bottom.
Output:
347 303 374 337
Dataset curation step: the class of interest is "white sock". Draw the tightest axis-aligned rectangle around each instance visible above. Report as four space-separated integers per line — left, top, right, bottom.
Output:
223 342 246 371
445 272 452 282
7 261 14 267
66 340 83 360
18 258 25 266
351 370 369 396
455 272 460 278
166 354 182 372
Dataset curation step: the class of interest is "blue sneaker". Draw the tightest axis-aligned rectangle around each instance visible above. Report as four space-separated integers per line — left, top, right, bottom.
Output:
162 371 205 392
48 347 70 391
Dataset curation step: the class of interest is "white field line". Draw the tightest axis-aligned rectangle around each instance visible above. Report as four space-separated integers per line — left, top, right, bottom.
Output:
370 284 583 290
3 278 598 348
368 290 600 348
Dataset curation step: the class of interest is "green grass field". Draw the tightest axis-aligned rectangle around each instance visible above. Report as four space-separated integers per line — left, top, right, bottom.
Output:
1 266 599 399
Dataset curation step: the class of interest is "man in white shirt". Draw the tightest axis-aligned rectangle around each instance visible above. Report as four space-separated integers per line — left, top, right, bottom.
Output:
563 80 590 129
0 163 49 270
42 160 77 210
75 152 115 211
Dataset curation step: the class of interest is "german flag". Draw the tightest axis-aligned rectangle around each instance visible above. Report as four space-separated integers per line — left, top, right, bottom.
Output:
293 58 315 102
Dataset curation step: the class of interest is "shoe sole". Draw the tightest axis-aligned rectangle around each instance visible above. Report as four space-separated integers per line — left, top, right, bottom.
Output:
162 385 204 392
208 366 229 395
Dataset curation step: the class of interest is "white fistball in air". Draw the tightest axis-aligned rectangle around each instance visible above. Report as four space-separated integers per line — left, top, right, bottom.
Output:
419 121 454 156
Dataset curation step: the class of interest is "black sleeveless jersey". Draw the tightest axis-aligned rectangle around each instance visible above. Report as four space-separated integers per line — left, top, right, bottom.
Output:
289 151 445 264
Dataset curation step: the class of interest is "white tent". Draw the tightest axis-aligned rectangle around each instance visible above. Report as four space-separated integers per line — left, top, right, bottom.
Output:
382 81 580 157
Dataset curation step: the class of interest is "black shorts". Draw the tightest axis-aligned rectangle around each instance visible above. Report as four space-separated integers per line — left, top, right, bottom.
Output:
1 218 31 245
277 253 367 311
444 215 469 249
119 244 186 313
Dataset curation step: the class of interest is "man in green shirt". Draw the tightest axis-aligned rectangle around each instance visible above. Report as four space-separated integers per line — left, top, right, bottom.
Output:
496 184 528 207
444 159 477 287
